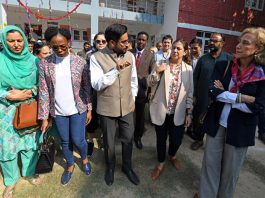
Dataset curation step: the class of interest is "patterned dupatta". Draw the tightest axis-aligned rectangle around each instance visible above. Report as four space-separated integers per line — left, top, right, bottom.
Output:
230 58 265 93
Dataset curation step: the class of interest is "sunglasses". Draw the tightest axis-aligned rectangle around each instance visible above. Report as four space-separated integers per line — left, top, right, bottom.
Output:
51 45 68 51
96 40 106 44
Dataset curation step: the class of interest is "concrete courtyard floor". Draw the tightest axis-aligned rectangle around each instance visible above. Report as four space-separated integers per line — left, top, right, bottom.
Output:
1 123 265 198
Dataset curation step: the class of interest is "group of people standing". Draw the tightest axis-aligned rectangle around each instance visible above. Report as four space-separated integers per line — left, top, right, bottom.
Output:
0 23 265 198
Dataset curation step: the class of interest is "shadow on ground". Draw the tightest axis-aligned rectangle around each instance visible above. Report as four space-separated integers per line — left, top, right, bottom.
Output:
1 124 265 198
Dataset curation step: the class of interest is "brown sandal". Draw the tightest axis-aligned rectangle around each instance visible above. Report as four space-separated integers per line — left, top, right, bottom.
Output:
151 166 164 180
170 157 181 170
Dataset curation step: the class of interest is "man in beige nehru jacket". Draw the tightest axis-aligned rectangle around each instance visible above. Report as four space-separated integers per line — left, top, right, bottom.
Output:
90 24 139 186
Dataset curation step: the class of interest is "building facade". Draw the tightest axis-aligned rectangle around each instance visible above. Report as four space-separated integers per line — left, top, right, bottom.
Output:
176 0 265 53
0 0 170 50
0 0 264 51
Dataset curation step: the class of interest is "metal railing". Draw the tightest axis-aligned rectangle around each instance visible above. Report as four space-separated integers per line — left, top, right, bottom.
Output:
60 0 91 4
99 0 164 16
59 0 164 16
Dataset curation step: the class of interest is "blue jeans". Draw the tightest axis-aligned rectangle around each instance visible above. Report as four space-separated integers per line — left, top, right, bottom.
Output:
54 112 88 166
258 110 265 136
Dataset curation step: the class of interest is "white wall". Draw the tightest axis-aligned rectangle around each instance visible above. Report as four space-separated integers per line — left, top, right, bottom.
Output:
5 7 91 50
159 0 180 40
5 5 161 49
99 18 161 47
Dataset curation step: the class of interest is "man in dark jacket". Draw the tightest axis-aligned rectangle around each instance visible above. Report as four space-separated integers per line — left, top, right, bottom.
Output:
131 31 155 149
191 32 233 150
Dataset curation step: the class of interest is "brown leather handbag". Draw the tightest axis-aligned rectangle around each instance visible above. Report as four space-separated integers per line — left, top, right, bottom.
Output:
13 100 39 130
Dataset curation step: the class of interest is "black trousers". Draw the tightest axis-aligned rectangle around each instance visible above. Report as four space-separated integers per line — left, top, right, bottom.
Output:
192 113 205 141
155 114 184 163
86 109 99 133
258 109 265 135
134 101 146 140
100 112 134 171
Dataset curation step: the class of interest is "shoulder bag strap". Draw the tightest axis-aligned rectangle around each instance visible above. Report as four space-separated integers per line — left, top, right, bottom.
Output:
222 61 230 79
150 72 164 101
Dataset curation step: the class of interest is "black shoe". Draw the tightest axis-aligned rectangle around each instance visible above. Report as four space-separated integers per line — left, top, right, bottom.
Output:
122 168 140 185
87 142 94 156
104 169 114 186
190 140 203 150
258 133 265 144
134 138 143 149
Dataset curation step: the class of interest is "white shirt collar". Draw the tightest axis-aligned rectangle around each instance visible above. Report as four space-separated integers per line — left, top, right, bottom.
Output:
136 48 145 54
55 54 70 62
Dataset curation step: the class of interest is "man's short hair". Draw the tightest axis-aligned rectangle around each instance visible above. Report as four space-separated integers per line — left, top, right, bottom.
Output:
211 32 225 42
190 38 202 47
105 24 127 43
162 34 173 43
83 41 90 46
137 31 149 40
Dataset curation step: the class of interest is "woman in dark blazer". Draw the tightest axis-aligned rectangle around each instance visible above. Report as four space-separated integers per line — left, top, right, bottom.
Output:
198 27 265 198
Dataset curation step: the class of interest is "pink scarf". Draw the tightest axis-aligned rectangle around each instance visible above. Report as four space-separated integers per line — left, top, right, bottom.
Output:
230 58 265 93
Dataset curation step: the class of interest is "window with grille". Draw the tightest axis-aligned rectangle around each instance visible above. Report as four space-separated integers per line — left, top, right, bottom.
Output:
245 0 264 11
196 31 212 54
73 30 80 41
83 31 88 41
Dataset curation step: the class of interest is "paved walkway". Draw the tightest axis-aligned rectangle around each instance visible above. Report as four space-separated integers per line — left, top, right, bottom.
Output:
1 124 265 198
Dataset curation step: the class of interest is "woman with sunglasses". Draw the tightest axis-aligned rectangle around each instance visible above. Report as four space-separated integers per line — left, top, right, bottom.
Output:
94 32 107 51
38 27 92 186
197 27 265 198
86 32 107 59
85 32 107 156
33 41 51 59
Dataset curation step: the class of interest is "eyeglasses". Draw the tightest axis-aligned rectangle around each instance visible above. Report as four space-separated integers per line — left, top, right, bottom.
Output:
96 40 106 44
119 40 129 46
209 39 223 43
51 45 68 51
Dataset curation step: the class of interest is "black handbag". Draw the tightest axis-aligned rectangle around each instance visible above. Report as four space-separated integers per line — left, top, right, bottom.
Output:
198 100 214 125
198 61 231 126
35 131 55 174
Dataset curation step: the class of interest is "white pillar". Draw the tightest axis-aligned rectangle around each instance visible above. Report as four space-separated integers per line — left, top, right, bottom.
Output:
0 4 7 33
158 0 180 41
90 0 99 44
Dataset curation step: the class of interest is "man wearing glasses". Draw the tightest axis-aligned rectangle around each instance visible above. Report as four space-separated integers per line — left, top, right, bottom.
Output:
191 32 233 150
90 24 139 186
